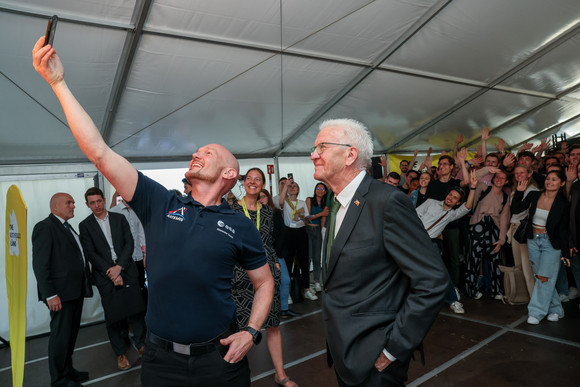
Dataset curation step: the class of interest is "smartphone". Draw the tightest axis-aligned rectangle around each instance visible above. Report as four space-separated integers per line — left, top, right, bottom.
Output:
287 173 293 179
44 15 58 47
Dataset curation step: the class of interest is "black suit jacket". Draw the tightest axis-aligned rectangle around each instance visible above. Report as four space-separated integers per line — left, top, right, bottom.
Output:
79 211 137 287
32 214 92 302
511 190 569 257
322 174 449 385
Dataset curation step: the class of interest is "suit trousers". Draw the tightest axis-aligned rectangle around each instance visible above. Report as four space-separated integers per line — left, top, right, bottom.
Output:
48 297 84 385
335 357 411 387
97 278 147 355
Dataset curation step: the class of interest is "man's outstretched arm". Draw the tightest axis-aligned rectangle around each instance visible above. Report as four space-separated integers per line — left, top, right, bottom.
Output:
32 37 138 200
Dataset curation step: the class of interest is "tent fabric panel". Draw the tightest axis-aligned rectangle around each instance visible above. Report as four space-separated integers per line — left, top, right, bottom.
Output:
287 0 438 64
385 0 580 84
281 69 479 154
493 100 580 147
146 0 367 50
500 35 580 95
401 90 549 152
108 34 276 145
112 54 362 157
0 0 136 25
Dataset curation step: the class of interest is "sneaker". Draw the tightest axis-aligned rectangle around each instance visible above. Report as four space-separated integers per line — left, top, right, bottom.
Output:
559 294 570 302
474 291 483 300
527 316 540 325
288 296 293 305
569 287 579 300
303 289 318 301
494 294 505 302
450 301 464 314
313 282 323 293
454 287 461 301
547 313 561 322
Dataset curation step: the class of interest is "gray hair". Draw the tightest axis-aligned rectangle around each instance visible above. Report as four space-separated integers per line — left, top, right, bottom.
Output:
319 118 373 170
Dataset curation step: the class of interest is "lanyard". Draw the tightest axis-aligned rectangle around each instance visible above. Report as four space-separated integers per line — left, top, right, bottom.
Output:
241 197 260 230
286 198 298 219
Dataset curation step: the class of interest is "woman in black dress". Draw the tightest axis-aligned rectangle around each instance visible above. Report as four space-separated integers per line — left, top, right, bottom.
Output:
230 168 298 387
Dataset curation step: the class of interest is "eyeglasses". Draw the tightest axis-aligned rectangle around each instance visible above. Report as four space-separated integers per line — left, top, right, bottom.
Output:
316 187 326 191
310 142 352 155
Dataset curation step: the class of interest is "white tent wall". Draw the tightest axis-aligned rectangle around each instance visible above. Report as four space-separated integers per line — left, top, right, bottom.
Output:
0 170 105 339
0 156 317 340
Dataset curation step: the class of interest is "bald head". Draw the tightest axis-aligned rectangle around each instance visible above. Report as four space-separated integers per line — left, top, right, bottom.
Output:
50 192 76 220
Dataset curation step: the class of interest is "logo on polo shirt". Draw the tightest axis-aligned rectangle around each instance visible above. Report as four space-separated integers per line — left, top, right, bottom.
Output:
217 220 236 238
166 207 188 222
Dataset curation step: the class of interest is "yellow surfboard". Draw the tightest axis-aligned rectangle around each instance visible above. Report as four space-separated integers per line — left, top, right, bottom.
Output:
5 185 27 387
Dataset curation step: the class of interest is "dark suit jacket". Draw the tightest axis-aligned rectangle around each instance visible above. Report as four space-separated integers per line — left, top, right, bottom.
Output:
79 211 138 287
511 190 569 257
322 174 449 385
32 214 92 302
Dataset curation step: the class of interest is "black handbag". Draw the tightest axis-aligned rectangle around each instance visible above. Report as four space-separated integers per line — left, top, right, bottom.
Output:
514 218 529 244
101 284 146 324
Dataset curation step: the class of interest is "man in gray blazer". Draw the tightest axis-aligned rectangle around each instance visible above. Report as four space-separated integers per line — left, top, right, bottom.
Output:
79 187 146 370
311 119 449 386
32 192 92 387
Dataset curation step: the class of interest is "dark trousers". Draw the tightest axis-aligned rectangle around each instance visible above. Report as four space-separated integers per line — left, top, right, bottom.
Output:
141 335 250 387
48 297 84 386
97 278 147 355
335 357 411 387
442 227 461 285
285 226 309 290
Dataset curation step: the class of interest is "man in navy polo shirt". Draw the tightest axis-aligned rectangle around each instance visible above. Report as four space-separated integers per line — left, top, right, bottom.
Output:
33 37 274 387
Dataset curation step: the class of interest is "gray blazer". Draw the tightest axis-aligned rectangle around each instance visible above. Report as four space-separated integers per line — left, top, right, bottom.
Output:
322 174 449 385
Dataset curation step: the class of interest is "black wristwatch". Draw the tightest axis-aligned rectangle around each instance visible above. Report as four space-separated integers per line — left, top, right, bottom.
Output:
241 326 262 345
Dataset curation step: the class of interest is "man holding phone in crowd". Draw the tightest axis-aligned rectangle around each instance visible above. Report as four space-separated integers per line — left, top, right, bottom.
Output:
33 35 274 386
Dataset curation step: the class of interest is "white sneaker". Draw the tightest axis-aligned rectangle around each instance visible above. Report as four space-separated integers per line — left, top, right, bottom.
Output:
569 287 579 300
527 316 540 325
559 293 570 302
288 296 293 305
547 313 561 322
474 292 483 300
450 301 464 314
304 289 318 301
313 282 323 293
494 294 505 302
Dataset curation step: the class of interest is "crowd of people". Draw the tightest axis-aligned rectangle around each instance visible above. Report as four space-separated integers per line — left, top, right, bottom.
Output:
381 129 580 325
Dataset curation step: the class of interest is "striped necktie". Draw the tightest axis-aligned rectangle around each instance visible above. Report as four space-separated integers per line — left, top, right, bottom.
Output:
326 198 341 268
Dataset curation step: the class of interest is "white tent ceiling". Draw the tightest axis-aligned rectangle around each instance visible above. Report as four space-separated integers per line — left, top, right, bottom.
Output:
2 0 580 166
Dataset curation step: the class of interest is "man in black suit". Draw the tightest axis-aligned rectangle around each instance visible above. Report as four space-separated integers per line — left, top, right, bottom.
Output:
79 187 146 370
311 119 449 386
32 193 92 387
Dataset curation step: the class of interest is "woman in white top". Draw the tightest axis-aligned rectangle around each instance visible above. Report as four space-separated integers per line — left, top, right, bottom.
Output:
509 165 539 297
511 170 570 325
280 180 315 301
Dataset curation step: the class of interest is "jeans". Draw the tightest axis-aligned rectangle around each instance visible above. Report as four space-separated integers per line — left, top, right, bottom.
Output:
278 258 290 311
527 234 564 320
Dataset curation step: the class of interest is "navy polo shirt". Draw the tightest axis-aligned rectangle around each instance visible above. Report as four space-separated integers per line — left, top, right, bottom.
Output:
129 172 266 343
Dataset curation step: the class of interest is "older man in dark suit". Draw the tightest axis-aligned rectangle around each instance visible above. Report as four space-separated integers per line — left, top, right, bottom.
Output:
79 187 146 370
32 192 92 387
311 119 449 386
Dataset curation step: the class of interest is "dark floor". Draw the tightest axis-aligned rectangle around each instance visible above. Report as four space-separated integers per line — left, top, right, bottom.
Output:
2 295 580 386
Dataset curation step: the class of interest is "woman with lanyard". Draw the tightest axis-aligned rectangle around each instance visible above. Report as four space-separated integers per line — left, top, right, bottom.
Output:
230 168 298 387
280 179 314 301
305 182 329 294
511 169 569 325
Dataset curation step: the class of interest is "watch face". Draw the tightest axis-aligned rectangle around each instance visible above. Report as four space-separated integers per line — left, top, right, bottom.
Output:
254 330 262 345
